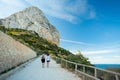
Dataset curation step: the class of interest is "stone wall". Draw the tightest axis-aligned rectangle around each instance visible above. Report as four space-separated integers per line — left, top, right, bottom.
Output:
0 31 36 73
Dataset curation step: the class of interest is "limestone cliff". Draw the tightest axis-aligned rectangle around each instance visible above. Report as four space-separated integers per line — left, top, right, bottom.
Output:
0 6 59 45
0 31 36 73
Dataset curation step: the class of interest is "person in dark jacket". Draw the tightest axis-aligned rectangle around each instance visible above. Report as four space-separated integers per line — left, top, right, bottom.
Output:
41 54 45 68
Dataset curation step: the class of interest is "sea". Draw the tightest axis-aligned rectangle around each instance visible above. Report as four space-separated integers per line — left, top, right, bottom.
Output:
94 64 120 69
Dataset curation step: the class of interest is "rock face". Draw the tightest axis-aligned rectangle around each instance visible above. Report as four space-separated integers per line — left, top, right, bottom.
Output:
0 31 36 73
0 6 59 45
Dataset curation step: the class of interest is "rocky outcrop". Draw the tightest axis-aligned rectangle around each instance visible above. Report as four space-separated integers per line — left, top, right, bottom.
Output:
0 31 36 73
0 6 59 45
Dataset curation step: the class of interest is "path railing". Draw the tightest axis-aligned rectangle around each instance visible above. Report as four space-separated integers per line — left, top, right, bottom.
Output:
53 57 120 80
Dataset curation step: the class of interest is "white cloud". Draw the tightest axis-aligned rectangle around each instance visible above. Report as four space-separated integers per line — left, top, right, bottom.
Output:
0 0 28 18
69 49 120 64
0 0 96 22
81 45 120 64
89 56 120 64
66 0 87 15
0 0 25 7
60 39 120 64
25 0 76 22
25 0 96 23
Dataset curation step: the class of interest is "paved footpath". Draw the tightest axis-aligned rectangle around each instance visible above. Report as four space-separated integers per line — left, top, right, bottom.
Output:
6 57 81 80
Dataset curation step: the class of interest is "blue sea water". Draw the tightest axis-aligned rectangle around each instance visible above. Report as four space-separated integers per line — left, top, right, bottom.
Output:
94 64 120 69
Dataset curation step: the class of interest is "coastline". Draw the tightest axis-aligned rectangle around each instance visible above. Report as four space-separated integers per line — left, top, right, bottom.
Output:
94 64 120 69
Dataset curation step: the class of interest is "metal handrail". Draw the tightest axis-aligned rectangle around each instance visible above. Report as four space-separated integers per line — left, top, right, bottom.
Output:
77 70 100 80
53 56 120 80
77 63 120 76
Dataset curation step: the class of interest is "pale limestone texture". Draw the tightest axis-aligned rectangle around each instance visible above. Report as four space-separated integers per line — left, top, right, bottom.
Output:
0 6 59 45
0 31 36 73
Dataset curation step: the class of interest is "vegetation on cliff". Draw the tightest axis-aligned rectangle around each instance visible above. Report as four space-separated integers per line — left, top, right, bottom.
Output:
106 67 120 73
0 25 91 65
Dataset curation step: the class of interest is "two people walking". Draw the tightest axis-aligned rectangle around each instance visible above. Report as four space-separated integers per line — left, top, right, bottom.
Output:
41 53 51 68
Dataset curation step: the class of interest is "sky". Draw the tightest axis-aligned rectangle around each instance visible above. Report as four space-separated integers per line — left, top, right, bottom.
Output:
0 0 120 64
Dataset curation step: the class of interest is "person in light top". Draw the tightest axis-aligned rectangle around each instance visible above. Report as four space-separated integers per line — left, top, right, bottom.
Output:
46 53 51 68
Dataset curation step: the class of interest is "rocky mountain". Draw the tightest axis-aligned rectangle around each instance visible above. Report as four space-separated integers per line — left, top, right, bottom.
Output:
0 31 36 73
0 6 59 45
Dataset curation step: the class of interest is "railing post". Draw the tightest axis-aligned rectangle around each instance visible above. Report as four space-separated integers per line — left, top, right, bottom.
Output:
56 57 57 62
83 65 85 72
115 75 119 80
94 68 97 78
75 64 77 74
65 60 67 68
83 65 85 80
61 58 62 65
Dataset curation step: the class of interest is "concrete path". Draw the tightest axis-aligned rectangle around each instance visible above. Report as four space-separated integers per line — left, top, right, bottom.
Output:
6 57 81 80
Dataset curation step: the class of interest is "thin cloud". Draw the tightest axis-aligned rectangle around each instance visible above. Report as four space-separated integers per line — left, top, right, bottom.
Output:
82 43 120 55
60 39 92 45
82 49 116 55
89 10 96 19
80 43 120 64
0 0 96 23
25 0 96 23
0 0 96 22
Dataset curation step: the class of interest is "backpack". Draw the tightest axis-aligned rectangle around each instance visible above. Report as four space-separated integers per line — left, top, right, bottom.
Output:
41 55 45 59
